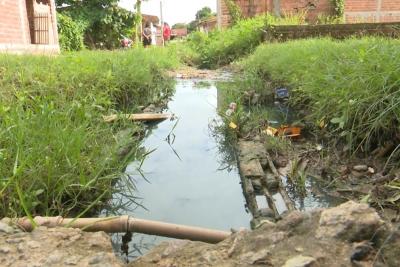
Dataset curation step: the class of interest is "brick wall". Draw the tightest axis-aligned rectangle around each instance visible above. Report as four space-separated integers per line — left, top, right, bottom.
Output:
345 0 400 22
264 21 400 41
218 0 400 28
0 0 30 44
0 0 60 54
218 0 334 27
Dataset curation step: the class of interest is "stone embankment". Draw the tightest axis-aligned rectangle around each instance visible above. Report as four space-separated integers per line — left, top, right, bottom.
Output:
2 201 398 266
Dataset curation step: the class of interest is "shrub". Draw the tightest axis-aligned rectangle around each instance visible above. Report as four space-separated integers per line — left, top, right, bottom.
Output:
57 13 86 51
183 13 307 69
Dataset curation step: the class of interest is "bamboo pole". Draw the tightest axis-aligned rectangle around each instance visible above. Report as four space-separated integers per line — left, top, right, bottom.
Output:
14 216 231 244
103 113 171 123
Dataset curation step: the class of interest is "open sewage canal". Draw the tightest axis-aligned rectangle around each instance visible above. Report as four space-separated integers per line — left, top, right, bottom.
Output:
109 78 341 260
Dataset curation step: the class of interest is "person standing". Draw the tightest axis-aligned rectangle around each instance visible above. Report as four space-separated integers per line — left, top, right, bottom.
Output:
163 22 171 44
142 22 152 47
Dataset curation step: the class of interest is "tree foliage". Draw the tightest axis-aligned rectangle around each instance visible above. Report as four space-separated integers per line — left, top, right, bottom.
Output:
57 0 136 49
57 13 86 51
195 7 212 21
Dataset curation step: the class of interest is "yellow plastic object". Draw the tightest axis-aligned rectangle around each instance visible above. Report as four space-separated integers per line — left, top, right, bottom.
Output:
264 126 278 136
229 122 238 129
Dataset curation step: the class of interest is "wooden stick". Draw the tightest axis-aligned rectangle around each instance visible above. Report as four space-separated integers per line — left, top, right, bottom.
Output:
265 152 296 211
103 113 171 123
13 216 230 244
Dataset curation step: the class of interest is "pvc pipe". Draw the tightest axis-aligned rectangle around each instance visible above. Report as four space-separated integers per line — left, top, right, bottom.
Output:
14 216 231 244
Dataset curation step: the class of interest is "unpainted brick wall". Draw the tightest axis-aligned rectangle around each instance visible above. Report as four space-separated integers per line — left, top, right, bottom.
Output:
219 0 400 27
0 0 31 44
345 0 400 23
219 0 334 27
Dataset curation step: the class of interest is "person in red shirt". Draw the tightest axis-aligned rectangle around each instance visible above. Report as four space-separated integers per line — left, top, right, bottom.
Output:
163 22 171 44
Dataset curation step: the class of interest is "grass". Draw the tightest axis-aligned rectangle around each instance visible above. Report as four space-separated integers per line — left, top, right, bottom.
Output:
0 48 178 218
240 37 400 163
179 13 307 69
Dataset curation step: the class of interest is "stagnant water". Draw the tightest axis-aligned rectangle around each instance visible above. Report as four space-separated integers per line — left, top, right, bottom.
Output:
111 79 251 259
109 79 341 260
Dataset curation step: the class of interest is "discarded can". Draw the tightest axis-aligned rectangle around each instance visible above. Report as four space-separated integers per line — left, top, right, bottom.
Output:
275 88 289 101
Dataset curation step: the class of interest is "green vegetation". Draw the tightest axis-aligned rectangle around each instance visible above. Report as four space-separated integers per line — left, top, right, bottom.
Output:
241 38 400 162
57 13 86 51
56 0 136 49
0 48 178 218
183 14 306 69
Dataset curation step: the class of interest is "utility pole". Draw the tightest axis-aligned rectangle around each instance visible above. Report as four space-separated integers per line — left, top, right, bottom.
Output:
135 0 142 47
160 0 164 46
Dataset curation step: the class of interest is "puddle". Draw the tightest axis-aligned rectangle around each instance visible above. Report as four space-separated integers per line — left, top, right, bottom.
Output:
110 79 251 259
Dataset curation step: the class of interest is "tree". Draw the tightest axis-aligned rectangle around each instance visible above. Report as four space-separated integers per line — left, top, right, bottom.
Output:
195 7 212 21
56 0 136 49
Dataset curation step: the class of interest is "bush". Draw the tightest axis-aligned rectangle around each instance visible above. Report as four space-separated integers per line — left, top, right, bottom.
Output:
241 38 400 157
57 13 86 51
0 48 179 218
183 13 307 69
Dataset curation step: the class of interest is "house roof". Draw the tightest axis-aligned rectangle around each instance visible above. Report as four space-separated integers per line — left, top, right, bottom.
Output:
142 14 160 25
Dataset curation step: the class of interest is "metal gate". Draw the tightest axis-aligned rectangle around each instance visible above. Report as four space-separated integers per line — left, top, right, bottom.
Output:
33 12 49 44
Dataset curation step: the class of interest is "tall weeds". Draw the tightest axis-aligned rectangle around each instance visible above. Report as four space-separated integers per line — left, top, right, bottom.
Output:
241 38 400 159
181 13 307 69
0 48 178 218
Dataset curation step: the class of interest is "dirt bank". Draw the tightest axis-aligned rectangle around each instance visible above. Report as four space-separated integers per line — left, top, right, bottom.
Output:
1 202 399 267
129 201 399 267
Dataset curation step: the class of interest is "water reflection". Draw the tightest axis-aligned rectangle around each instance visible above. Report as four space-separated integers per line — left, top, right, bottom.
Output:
110 80 251 260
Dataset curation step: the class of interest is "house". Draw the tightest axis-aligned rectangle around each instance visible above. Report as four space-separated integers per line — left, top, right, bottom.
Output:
198 16 218 33
171 28 188 39
0 0 59 54
217 0 400 28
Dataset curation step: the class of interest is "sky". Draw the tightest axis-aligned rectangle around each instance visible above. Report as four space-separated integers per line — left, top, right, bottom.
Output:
118 0 217 26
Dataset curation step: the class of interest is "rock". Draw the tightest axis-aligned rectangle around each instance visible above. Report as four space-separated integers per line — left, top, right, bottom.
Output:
64 256 81 266
45 251 63 264
240 248 271 265
367 167 375 174
27 241 40 249
88 253 105 265
350 241 373 262
316 201 384 242
0 222 14 234
353 165 368 172
283 255 317 267
0 246 10 254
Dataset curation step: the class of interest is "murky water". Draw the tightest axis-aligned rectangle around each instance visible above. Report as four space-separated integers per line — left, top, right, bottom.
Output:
109 79 342 260
112 80 251 259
